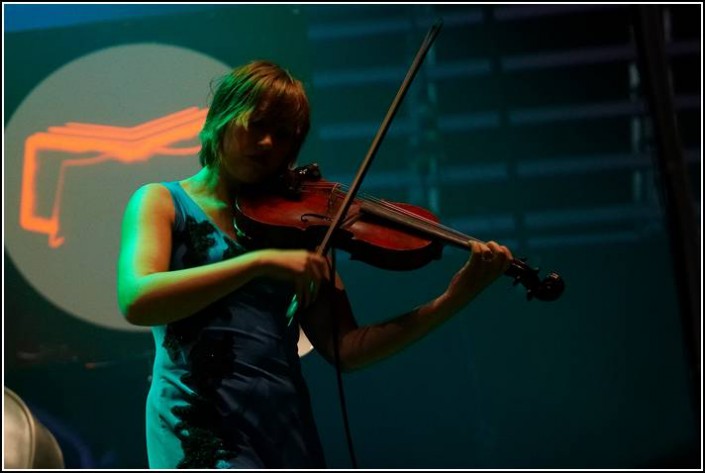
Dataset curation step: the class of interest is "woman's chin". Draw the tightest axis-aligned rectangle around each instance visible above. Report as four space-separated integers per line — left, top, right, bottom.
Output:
230 171 270 188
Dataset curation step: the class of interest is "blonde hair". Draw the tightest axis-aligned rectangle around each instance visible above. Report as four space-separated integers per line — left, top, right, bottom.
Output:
198 60 310 168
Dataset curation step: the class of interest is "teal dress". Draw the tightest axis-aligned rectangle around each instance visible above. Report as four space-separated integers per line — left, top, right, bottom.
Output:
145 181 326 469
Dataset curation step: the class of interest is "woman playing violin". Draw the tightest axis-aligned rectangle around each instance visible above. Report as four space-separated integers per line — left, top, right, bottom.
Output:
116 60 513 469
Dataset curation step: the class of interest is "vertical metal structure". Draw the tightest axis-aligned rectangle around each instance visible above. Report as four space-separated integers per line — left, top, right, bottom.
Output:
631 5 701 453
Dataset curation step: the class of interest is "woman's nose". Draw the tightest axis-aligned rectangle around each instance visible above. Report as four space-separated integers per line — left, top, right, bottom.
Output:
257 133 273 149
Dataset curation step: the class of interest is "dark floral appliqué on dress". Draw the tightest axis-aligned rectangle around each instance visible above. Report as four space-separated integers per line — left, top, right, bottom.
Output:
163 215 243 467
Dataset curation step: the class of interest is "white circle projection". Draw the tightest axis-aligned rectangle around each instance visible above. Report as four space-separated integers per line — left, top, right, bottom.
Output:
5 44 230 331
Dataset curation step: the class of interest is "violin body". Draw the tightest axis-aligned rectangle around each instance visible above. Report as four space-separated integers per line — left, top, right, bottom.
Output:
235 179 445 271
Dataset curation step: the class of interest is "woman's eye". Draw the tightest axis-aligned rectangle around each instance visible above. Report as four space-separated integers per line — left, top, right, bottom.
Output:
275 128 294 140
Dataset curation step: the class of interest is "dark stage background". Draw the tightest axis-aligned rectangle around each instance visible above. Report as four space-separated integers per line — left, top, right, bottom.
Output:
3 4 701 468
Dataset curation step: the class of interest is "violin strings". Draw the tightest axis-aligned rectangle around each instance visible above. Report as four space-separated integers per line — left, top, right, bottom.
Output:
363 195 480 244
300 182 464 238
299 182 437 232
330 185 475 242
299 183 482 245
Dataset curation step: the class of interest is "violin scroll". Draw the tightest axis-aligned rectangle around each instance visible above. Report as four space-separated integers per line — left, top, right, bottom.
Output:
506 258 565 301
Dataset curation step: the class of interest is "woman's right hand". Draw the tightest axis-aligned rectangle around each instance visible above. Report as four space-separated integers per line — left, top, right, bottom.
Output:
257 249 331 308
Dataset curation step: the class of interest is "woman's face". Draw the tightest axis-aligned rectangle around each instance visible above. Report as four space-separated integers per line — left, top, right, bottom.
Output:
219 107 297 185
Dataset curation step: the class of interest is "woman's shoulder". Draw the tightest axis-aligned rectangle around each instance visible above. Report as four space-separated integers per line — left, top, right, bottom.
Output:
124 182 176 220
139 181 176 194
134 180 190 199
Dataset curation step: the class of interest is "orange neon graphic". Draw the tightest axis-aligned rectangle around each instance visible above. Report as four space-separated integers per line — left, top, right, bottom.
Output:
20 107 207 247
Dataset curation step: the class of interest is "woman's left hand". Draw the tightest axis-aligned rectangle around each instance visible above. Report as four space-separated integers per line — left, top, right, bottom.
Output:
441 240 513 309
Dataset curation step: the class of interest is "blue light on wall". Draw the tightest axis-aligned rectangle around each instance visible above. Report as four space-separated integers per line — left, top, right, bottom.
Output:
4 4 220 32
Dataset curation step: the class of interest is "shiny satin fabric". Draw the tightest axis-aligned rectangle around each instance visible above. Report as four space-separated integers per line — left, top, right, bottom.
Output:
4 387 65 469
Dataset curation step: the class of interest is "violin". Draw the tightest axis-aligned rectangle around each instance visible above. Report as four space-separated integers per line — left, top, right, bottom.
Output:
234 163 565 302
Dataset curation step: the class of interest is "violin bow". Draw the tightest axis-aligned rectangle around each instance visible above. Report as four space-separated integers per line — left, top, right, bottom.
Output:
315 19 444 256
304 17 563 302
286 19 444 325
294 22 445 468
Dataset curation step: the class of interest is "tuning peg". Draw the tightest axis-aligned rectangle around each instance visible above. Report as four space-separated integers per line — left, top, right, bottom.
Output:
526 289 534 301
